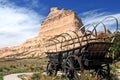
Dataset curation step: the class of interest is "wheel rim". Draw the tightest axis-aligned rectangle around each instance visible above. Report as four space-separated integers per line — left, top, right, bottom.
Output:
47 62 57 76
96 64 110 80
64 56 80 80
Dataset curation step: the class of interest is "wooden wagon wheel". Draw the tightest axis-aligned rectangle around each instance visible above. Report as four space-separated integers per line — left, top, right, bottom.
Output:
46 62 57 76
64 56 81 80
95 64 110 80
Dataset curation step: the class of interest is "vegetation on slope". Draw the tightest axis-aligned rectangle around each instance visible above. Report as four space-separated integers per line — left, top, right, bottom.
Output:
110 32 120 60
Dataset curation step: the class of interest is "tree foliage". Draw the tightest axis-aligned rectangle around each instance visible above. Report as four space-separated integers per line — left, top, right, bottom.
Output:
110 32 120 60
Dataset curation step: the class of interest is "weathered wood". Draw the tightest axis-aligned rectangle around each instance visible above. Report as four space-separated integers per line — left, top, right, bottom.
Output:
45 16 119 80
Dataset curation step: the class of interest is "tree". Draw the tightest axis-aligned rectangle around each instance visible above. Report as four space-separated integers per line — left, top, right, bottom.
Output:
110 32 120 60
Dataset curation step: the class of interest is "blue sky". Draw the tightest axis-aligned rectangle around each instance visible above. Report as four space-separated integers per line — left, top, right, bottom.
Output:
0 0 120 48
9 0 120 15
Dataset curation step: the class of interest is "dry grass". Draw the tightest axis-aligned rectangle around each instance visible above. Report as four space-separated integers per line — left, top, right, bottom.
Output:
0 58 120 80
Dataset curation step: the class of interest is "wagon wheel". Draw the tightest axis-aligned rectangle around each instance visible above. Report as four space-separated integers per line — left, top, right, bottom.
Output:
46 62 57 76
95 64 111 80
64 56 80 80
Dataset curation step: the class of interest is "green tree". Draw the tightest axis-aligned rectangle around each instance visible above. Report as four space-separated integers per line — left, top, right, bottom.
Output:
110 32 120 60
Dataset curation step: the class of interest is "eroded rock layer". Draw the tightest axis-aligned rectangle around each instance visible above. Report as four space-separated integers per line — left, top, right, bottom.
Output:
0 7 84 59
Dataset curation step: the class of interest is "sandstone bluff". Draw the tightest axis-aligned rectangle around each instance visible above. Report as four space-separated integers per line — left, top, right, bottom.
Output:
0 7 84 59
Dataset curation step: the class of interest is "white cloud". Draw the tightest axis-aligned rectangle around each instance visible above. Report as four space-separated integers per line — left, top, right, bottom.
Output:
79 9 120 32
0 0 45 48
23 0 43 9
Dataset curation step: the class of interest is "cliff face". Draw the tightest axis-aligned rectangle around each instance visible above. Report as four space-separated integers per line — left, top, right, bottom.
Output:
39 7 83 38
0 7 84 59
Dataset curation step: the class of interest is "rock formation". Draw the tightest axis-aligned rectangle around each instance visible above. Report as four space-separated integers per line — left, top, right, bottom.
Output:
39 7 84 38
0 7 84 59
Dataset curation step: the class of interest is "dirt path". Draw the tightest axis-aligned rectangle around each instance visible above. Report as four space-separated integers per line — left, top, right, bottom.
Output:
3 73 34 80
3 71 120 80
116 69 120 79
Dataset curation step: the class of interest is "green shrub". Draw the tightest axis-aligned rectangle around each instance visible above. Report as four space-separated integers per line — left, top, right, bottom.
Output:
110 32 120 60
34 67 44 72
10 65 16 68
0 74 3 80
31 73 41 80
0 67 4 72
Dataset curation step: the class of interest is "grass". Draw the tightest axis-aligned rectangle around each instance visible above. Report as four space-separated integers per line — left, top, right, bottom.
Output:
0 57 120 80
0 74 3 80
29 73 66 80
0 58 47 79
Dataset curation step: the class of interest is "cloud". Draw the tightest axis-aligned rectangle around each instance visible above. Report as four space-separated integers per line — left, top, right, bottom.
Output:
79 9 120 32
0 0 45 48
26 0 40 8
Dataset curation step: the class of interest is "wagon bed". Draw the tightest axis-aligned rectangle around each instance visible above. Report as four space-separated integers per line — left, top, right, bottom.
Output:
46 41 113 64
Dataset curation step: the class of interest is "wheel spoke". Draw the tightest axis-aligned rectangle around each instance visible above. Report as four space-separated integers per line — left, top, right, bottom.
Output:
46 62 57 76
64 56 80 80
67 59 74 69
96 64 110 80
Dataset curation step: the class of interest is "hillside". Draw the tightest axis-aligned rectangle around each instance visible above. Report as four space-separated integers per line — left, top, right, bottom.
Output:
0 7 84 59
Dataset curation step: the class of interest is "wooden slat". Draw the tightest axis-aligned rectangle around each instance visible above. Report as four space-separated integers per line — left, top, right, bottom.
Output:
83 42 112 59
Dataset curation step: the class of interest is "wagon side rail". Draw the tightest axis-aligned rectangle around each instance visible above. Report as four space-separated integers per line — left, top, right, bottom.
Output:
44 16 119 54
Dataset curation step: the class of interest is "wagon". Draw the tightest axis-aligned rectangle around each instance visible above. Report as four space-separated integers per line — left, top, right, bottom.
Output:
45 16 119 80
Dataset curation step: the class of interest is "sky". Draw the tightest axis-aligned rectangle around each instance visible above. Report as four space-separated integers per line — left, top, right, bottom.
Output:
0 0 120 48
